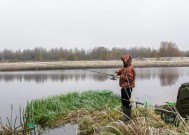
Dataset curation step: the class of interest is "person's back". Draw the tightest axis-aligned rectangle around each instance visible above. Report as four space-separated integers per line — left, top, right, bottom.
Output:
115 54 136 121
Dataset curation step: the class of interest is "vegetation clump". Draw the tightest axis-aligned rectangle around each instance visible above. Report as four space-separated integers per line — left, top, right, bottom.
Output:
26 90 120 126
2 90 189 134
26 90 189 135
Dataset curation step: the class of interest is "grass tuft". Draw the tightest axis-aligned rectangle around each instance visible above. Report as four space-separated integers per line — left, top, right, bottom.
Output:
26 90 120 126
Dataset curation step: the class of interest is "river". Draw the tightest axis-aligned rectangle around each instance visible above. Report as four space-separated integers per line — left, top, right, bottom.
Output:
0 67 189 133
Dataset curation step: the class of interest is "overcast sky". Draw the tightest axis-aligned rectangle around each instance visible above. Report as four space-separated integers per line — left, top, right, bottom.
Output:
0 0 189 51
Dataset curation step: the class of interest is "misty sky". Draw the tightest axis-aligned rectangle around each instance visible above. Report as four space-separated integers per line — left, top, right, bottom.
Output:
0 0 189 51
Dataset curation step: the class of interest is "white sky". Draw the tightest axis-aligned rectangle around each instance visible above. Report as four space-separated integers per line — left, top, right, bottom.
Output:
0 0 189 51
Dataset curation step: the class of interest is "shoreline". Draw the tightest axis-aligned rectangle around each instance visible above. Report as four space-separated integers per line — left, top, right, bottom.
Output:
1 90 185 135
0 58 189 71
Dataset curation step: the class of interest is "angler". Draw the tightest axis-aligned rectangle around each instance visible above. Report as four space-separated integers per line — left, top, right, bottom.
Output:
115 54 136 121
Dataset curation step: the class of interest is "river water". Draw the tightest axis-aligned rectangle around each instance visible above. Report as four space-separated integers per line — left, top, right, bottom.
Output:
0 67 189 133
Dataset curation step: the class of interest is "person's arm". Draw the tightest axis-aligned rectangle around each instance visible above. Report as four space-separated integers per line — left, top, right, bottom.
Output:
115 68 123 77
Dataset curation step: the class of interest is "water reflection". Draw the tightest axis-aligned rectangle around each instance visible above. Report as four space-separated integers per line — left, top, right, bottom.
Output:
159 68 179 86
136 68 154 80
44 124 78 135
136 67 183 86
0 70 109 83
0 67 188 86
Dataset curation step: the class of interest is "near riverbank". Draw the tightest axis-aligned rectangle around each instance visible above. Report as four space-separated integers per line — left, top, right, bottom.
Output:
1 90 187 135
0 57 189 71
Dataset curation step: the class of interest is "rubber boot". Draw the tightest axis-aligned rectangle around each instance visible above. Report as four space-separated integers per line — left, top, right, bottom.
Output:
121 106 131 121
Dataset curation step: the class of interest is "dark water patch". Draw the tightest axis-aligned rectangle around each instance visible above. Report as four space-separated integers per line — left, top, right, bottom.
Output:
43 124 78 135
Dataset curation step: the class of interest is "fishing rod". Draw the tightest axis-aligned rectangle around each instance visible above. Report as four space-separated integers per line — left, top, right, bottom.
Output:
83 69 117 80
38 62 117 80
84 69 150 110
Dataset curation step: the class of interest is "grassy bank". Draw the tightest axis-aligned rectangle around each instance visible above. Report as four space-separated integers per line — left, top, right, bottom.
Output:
26 90 121 126
1 91 189 134
24 90 189 135
1 57 189 71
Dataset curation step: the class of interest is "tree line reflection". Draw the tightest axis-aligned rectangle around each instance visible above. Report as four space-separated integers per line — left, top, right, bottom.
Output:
136 67 184 86
0 70 108 83
0 68 188 86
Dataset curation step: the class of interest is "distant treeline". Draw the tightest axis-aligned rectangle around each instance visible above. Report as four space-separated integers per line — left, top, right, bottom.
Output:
0 41 189 62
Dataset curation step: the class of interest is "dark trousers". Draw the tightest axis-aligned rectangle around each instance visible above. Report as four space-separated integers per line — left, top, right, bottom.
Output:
121 87 132 108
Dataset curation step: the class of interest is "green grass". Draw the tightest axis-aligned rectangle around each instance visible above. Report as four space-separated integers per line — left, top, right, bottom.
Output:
2 90 189 134
25 90 189 135
26 90 121 126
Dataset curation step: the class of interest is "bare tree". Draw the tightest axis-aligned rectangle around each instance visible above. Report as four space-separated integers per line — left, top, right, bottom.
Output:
159 41 181 57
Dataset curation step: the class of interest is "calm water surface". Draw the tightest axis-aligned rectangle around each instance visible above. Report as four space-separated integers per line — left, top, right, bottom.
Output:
0 67 189 133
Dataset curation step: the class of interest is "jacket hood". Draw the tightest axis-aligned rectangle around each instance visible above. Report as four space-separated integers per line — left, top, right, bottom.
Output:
121 54 132 65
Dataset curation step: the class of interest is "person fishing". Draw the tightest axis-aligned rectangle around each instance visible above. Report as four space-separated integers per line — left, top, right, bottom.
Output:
115 54 136 121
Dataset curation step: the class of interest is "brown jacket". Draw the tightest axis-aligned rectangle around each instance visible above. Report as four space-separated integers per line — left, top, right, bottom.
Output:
115 54 135 88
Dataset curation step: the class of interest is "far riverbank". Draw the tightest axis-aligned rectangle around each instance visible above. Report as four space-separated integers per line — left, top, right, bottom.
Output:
0 57 189 71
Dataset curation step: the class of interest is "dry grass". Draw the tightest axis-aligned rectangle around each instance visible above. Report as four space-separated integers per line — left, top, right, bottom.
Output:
76 106 189 135
52 104 189 135
1 57 189 71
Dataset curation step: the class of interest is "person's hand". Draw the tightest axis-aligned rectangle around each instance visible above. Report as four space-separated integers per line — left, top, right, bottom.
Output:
114 73 120 78
116 76 120 78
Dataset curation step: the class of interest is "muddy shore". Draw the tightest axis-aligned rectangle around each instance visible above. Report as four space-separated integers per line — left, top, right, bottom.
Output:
0 57 189 71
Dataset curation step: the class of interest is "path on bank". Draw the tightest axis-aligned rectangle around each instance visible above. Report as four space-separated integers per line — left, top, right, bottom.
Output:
0 57 189 71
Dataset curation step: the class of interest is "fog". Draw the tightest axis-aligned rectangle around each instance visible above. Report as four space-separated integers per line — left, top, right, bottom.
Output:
0 0 189 50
